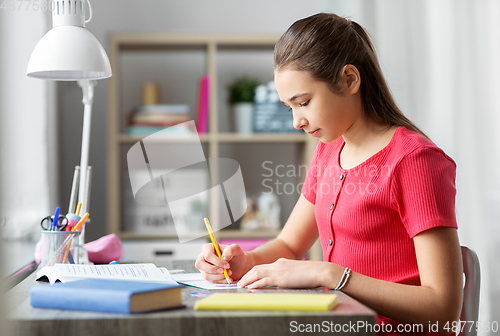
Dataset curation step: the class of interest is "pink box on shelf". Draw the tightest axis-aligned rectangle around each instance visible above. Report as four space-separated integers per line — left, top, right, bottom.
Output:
219 239 269 252
219 238 309 260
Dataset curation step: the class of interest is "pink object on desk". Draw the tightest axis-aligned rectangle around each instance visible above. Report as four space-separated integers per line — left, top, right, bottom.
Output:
85 233 123 264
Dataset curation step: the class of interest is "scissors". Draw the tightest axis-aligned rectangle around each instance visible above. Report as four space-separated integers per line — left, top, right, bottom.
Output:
40 215 68 231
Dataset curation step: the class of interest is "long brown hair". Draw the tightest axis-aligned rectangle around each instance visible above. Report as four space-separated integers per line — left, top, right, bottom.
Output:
274 13 427 137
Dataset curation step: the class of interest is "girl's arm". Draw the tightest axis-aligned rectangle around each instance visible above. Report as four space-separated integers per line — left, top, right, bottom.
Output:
238 225 463 333
338 226 463 332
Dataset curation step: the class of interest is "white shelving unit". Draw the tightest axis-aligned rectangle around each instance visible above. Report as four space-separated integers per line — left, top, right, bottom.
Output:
107 33 321 260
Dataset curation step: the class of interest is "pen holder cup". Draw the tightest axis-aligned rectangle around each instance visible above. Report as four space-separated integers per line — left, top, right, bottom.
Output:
40 230 82 267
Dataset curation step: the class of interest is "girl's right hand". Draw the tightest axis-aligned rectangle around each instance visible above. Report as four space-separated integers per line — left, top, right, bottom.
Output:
195 243 254 284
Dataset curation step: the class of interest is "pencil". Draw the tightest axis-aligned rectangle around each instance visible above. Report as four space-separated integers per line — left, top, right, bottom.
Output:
75 203 82 216
73 212 89 232
61 239 72 264
204 217 231 284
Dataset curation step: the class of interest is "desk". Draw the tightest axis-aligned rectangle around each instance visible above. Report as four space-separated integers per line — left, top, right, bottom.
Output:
7 260 377 336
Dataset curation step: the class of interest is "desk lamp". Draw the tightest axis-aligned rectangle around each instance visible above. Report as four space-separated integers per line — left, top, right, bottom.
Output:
27 0 111 256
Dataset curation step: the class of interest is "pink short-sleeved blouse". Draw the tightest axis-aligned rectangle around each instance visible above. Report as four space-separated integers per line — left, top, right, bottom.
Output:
301 126 458 334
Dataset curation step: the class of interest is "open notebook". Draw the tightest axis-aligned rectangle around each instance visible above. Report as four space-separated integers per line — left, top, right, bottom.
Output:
36 263 176 285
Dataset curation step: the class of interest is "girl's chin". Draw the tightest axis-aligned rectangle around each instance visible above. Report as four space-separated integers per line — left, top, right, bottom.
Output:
319 134 342 144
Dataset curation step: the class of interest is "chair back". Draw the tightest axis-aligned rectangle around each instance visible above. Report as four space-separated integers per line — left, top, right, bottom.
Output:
459 246 480 336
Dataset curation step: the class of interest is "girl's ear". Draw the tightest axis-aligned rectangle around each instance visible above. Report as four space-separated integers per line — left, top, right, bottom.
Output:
341 64 361 95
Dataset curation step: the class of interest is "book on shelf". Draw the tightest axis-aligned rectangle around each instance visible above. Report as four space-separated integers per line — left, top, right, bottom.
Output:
129 120 190 127
36 263 178 285
30 278 184 314
132 113 190 124
126 122 196 135
194 293 338 311
196 74 209 134
136 104 190 114
127 104 193 135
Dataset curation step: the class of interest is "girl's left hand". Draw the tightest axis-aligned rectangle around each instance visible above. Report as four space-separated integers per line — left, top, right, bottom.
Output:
237 258 332 289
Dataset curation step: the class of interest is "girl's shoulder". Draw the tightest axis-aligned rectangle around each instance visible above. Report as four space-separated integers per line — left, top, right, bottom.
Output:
313 126 455 170
392 127 456 168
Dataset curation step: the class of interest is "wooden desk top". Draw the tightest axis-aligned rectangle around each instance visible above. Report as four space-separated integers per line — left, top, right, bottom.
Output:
7 260 376 336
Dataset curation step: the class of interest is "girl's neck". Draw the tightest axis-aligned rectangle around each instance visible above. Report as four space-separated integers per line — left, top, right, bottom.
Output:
339 118 398 169
342 117 394 151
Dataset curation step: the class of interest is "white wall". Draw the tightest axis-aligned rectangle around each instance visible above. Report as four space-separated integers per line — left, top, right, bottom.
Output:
0 9 56 240
0 8 53 336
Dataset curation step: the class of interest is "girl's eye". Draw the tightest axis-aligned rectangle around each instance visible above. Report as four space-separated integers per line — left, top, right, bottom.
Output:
287 100 309 112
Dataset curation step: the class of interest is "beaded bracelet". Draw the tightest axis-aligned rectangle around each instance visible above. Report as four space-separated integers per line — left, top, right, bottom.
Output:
334 267 351 291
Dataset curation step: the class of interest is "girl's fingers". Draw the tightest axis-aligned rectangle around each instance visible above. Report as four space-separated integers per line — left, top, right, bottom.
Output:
245 277 273 289
195 243 238 283
200 270 232 283
200 244 231 269
195 260 224 274
237 265 267 288
195 252 232 273
220 244 240 262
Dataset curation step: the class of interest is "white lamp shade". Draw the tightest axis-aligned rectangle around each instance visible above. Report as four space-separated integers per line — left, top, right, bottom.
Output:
26 25 111 80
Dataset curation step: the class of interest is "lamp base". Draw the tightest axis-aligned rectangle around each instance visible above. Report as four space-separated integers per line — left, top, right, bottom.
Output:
76 218 91 264
77 245 90 264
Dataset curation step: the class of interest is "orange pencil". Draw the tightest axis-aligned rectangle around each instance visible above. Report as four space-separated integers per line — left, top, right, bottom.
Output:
61 237 73 263
73 212 89 232
62 212 89 263
204 218 231 284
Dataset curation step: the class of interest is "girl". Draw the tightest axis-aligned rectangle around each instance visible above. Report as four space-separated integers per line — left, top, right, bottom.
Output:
195 13 462 334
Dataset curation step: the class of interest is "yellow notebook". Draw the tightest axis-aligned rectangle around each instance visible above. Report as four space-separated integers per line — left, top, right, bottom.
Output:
194 293 338 311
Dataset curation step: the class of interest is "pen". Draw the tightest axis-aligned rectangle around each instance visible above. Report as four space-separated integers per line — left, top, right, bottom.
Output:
204 217 231 284
52 207 60 231
75 203 82 216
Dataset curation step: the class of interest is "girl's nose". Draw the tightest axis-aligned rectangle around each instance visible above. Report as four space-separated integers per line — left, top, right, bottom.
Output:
293 115 308 130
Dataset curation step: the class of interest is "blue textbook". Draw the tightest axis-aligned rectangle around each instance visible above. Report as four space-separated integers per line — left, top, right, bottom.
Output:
30 279 184 314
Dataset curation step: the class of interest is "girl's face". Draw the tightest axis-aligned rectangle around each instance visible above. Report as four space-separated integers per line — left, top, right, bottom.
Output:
274 69 361 143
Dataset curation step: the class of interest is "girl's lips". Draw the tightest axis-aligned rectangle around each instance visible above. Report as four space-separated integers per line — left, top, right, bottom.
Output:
308 129 320 137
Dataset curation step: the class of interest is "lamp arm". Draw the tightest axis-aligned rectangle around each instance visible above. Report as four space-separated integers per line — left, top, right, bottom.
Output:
79 79 96 105
77 80 96 214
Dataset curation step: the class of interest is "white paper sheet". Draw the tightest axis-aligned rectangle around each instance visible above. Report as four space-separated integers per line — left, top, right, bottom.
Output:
172 272 239 290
